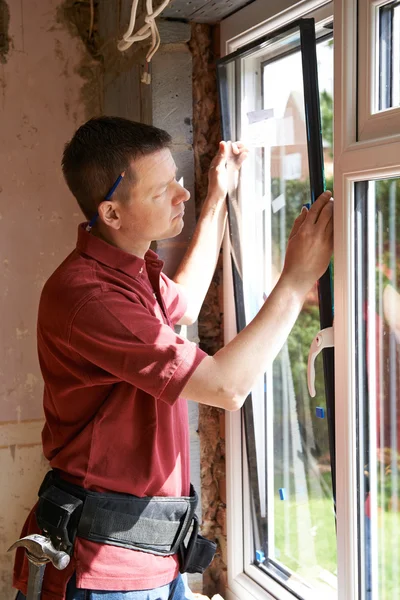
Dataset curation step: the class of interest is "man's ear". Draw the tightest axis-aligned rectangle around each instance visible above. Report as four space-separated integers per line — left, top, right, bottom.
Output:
98 201 121 230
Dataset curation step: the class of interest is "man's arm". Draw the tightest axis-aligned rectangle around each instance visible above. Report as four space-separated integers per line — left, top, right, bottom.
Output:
181 191 334 410
174 141 248 325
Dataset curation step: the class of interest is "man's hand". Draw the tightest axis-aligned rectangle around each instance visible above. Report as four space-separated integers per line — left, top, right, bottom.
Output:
207 141 249 203
282 190 334 295
174 140 248 325
180 190 334 411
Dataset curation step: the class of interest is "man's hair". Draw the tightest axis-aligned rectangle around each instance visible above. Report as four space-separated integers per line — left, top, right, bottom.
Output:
62 116 172 219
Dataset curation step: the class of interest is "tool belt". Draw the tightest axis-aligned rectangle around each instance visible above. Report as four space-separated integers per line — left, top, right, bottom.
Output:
35 470 216 575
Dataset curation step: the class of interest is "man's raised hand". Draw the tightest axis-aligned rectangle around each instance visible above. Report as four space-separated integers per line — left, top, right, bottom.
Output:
207 140 249 203
282 191 334 295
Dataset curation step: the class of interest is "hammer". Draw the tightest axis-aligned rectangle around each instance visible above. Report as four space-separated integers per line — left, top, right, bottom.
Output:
8 534 70 600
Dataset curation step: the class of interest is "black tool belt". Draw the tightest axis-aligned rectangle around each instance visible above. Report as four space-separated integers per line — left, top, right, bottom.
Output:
35 470 216 575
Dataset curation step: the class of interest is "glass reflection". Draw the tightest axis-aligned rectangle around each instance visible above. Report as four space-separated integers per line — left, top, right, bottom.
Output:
357 178 400 600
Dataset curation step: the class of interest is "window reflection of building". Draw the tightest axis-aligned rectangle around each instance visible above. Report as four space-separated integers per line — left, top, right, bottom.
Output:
270 91 334 182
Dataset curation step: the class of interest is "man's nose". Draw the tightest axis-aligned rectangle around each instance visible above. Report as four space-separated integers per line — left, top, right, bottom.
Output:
173 182 190 204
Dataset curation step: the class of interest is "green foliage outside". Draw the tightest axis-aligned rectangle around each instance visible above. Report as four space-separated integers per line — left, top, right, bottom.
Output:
273 493 400 600
274 495 336 581
270 175 334 460
320 90 333 158
271 175 334 248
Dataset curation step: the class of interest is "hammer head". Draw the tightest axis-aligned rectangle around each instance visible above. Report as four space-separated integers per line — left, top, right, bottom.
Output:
8 534 70 570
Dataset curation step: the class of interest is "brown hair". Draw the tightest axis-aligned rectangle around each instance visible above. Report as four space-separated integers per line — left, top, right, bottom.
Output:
62 116 172 219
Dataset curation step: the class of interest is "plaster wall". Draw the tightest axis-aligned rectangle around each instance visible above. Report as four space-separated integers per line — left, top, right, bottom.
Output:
0 1 99 596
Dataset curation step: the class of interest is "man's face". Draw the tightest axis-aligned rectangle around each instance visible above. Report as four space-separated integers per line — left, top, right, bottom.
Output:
116 148 190 243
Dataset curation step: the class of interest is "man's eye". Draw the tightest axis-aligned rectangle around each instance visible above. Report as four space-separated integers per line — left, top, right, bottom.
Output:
153 188 167 199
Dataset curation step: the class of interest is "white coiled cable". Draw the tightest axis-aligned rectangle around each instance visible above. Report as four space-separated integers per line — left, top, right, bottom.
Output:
118 0 172 83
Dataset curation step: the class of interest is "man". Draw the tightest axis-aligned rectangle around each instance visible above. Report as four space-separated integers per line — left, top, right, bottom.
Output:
13 116 333 600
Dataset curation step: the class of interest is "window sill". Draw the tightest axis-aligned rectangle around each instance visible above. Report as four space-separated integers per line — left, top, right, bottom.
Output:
227 569 299 600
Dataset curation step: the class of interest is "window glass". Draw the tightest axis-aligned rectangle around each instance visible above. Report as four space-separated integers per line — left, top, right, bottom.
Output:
378 1 400 111
355 178 400 600
218 22 336 598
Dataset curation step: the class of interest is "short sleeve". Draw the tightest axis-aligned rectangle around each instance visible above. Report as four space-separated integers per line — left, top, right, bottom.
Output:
68 292 207 405
160 273 187 325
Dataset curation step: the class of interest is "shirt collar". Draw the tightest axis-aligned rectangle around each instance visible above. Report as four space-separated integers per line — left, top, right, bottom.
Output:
76 223 164 278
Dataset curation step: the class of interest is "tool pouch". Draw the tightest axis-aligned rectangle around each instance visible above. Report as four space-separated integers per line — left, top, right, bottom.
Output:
36 473 83 555
179 515 217 574
35 470 216 573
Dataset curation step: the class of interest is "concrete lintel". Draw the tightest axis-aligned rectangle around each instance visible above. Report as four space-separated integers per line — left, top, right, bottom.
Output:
158 19 191 44
152 49 192 144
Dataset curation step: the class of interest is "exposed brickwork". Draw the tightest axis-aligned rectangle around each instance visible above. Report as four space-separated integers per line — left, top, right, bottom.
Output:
190 23 227 597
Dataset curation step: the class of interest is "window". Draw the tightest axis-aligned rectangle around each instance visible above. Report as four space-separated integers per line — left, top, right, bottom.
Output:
378 2 400 111
358 0 400 140
355 178 400 599
218 9 336 599
220 0 400 599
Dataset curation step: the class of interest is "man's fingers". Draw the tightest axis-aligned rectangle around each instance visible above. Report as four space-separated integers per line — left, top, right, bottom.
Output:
229 141 249 171
314 195 334 231
210 142 228 171
308 191 333 223
232 141 246 152
211 141 248 174
218 140 229 159
235 150 249 167
218 140 248 156
325 214 333 238
289 206 308 240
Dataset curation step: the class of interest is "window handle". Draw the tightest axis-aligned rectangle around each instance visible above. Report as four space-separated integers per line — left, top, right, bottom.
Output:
307 326 334 397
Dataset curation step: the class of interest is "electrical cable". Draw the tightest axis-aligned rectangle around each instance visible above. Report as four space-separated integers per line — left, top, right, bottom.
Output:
117 0 172 84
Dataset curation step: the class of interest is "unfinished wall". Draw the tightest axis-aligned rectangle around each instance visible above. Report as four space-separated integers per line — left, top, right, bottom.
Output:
190 23 227 597
0 1 226 596
0 0 101 596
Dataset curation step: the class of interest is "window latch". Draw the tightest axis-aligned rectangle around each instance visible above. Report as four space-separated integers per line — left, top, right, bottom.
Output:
307 326 334 397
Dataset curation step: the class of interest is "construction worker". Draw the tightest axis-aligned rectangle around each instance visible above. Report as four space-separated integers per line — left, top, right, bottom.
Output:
13 116 333 600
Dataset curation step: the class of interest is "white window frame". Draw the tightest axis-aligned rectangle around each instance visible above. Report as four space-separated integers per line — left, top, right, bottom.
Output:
221 0 400 599
358 0 400 142
221 0 333 55
222 3 335 600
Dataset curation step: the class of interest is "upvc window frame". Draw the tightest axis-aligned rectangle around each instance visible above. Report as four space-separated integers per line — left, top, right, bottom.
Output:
221 0 334 55
221 2 335 600
222 0 400 599
358 0 400 141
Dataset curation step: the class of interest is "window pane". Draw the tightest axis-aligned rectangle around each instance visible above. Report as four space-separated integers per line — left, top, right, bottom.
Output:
355 178 400 600
218 21 336 598
378 1 400 111
265 35 336 598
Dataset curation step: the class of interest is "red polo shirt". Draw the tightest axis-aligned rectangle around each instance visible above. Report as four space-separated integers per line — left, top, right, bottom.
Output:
13 224 207 599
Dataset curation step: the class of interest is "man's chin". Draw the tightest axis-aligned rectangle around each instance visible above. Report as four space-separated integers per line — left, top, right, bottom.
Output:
157 221 184 241
171 216 185 232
